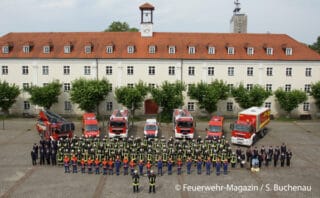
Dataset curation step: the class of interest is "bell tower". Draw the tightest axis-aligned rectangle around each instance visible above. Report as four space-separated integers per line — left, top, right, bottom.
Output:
139 3 154 37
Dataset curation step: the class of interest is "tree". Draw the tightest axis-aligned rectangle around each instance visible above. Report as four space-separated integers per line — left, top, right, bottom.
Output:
231 84 272 109
115 81 149 118
70 78 111 114
188 80 229 114
150 81 186 121
275 88 307 117
311 81 320 110
25 81 61 109
309 36 320 54
104 21 139 32
0 81 20 114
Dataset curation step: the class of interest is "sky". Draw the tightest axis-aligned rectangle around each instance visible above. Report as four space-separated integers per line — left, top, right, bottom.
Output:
0 0 319 44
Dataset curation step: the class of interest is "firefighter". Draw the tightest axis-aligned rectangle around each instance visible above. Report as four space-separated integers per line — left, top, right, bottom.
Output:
45 147 51 165
231 152 237 168
240 152 245 168
132 170 140 193
51 149 56 166
71 154 78 173
186 157 192 174
167 158 173 175
286 149 292 167
216 158 221 176
39 145 45 165
196 156 202 175
212 152 217 167
31 150 37 165
108 157 114 175
280 151 286 167
205 157 212 175
274 146 280 167
177 158 183 175
129 159 136 175
156 157 163 176
87 157 93 174
223 160 228 175
146 160 152 176
123 156 129 175
246 147 252 163
102 158 108 175
148 170 156 193
81 158 86 174
280 143 287 154
63 155 70 173
115 156 121 176
138 160 144 176
95 157 100 174
33 143 39 160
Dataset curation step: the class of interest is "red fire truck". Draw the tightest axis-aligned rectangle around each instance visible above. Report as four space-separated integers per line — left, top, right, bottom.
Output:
206 116 224 139
230 107 271 146
108 109 130 138
82 113 100 138
173 109 195 139
36 110 74 140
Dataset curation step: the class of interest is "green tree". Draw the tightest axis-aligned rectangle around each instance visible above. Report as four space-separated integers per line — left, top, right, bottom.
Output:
188 80 229 114
231 84 272 109
150 81 186 121
115 81 149 118
104 21 139 32
309 36 320 54
311 81 320 110
0 81 20 114
275 88 307 117
70 78 111 114
25 81 61 109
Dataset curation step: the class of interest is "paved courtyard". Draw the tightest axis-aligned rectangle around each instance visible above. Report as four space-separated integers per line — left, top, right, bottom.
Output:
0 118 319 198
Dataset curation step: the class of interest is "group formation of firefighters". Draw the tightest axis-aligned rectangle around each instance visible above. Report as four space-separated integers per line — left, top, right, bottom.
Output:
30 135 292 193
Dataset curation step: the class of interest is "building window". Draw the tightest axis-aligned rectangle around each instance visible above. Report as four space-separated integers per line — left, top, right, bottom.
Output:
64 46 71 54
266 48 273 55
285 84 291 92
208 67 214 76
22 66 29 75
304 84 311 93
64 83 71 92
23 45 30 53
127 46 135 54
286 68 292 76
227 102 233 111
266 67 273 76
43 83 49 87
266 84 272 92
42 66 49 75
265 102 271 109
24 101 30 110
208 46 215 54
227 47 234 55
63 66 70 75
305 68 312 77
187 102 195 111
109 84 113 92
64 101 72 111
227 84 234 92
85 46 92 54
84 66 91 75
148 83 155 89
127 83 134 88
149 45 156 54
188 46 195 54
23 83 30 89
127 66 134 75
2 46 9 54
247 47 254 55
247 67 253 76
168 46 176 54
303 102 310 111
106 102 113 111
285 48 293 56
43 46 50 54
188 66 195 76
168 66 175 75
2 65 8 75
106 46 113 54
228 67 234 76
106 66 112 75
148 66 155 75
246 84 253 91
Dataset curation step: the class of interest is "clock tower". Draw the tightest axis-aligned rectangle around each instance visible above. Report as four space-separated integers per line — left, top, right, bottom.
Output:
139 3 154 37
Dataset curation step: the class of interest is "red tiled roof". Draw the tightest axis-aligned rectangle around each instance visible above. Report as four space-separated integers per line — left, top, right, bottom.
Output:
0 32 320 61
139 3 155 10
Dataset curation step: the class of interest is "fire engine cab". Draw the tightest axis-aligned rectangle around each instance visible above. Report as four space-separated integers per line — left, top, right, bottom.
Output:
173 109 195 139
108 109 130 138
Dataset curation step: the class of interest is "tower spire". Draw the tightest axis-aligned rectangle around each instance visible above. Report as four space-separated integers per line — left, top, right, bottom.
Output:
233 0 241 14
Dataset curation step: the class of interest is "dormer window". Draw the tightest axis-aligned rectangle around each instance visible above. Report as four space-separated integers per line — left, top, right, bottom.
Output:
85 45 92 54
64 45 71 54
247 47 254 55
266 47 273 55
208 46 215 54
149 45 156 54
43 46 50 54
168 46 176 54
106 45 113 54
2 46 9 54
23 45 30 53
127 46 135 54
285 48 293 56
227 47 234 55
188 46 196 54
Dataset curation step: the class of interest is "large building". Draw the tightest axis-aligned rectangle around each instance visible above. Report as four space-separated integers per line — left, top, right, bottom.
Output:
0 3 319 118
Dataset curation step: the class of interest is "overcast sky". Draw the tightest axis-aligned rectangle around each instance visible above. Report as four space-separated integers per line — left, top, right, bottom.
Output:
0 0 319 44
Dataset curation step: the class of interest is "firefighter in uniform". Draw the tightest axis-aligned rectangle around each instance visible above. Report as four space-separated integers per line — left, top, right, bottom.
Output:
132 170 140 193
115 156 121 176
167 158 173 175
138 160 144 176
274 146 280 167
123 156 129 175
186 157 192 174
286 149 292 167
205 157 212 175
64 155 70 173
95 157 100 174
280 151 286 167
129 159 136 175
177 158 183 175
146 160 152 176
196 156 202 175
223 160 228 175
87 157 93 174
231 152 237 168
71 154 78 173
216 158 221 176
157 157 163 176
108 157 114 175
81 158 86 173
102 158 108 175
148 170 156 193
31 150 37 165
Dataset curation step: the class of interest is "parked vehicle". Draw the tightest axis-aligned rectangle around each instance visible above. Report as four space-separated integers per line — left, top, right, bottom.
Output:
206 115 224 139
108 109 130 138
172 109 195 139
82 113 100 138
144 119 159 138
